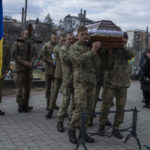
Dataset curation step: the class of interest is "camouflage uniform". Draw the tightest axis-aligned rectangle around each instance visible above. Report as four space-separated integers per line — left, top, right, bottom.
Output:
48 43 62 110
41 41 56 106
99 48 134 129
69 40 97 131
12 39 37 105
0 41 10 102
57 44 74 122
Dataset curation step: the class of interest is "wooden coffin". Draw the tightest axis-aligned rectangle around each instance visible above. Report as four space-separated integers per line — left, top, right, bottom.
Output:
86 20 124 48
90 35 123 48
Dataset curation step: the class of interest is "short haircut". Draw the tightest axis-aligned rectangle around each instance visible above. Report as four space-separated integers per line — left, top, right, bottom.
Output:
77 26 88 33
66 33 73 37
123 32 128 39
51 34 57 37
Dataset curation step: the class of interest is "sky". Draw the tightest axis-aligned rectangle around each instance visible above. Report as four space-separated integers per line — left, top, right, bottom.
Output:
3 0 150 31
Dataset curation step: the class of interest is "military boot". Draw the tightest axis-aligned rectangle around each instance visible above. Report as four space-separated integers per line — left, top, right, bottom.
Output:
54 104 59 110
105 120 112 126
68 130 78 144
22 100 33 112
57 121 64 132
79 132 95 143
99 125 105 136
18 104 24 113
45 110 53 119
0 109 5 116
112 129 123 139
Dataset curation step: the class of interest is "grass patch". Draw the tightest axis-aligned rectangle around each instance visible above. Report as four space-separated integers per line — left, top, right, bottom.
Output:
33 69 45 80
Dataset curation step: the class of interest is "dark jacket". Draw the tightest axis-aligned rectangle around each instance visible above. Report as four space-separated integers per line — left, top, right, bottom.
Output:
140 55 150 91
139 52 146 69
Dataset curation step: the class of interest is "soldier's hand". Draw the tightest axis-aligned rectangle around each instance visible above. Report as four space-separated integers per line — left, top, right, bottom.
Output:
92 42 101 53
24 61 33 68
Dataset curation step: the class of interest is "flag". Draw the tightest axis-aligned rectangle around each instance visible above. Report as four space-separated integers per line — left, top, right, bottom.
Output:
0 0 3 79
128 57 135 65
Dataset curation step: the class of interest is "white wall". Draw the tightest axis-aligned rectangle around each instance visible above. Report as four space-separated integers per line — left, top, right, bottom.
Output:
127 30 134 48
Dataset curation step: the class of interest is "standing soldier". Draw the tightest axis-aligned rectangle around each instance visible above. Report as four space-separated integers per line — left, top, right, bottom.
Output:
99 32 134 139
90 48 112 127
68 26 101 144
41 34 58 110
56 34 74 132
46 36 65 118
12 30 37 112
0 33 10 115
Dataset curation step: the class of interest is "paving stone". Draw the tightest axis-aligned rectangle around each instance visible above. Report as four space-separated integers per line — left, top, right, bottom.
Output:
0 82 149 150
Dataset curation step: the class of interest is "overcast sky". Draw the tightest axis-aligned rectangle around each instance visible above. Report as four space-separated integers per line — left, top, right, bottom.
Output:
3 0 150 31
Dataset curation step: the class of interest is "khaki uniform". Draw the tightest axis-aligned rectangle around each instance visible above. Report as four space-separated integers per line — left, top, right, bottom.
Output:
41 41 56 104
48 43 62 110
69 41 97 131
0 41 10 102
12 39 37 104
57 44 74 122
99 48 134 129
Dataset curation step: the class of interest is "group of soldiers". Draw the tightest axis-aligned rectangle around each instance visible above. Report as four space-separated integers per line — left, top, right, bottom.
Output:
0 26 134 144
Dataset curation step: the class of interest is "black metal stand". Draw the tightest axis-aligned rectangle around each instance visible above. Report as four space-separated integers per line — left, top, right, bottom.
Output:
144 145 150 150
124 108 141 150
75 107 141 150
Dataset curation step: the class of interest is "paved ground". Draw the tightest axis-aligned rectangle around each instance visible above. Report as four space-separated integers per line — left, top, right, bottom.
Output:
0 81 150 150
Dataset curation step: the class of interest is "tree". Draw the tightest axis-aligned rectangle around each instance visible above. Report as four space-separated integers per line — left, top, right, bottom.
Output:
44 13 53 25
44 13 53 35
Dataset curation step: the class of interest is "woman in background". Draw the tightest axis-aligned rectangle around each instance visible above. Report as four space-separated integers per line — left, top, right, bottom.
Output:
140 49 150 108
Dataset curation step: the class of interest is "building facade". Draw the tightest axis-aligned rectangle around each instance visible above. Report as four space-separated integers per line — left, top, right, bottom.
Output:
59 13 94 32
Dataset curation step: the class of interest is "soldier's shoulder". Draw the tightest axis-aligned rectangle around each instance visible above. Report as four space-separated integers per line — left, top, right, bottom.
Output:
42 42 50 49
46 41 51 46
60 44 69 51
13 41 18 45
14 41 23 47
70 41 80 51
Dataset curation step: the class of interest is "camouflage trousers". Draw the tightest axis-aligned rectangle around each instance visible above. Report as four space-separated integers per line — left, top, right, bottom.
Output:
45 74 54 104
49 78 62 110
0 79 3 103
58 85 74 122
99 87 127 129
70 87 96 131
16 72 32 105
93 82 102 112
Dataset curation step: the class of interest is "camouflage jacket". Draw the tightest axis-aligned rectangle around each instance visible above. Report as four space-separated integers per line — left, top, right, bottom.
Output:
59 44 73 87
2 41 10 75
53 43 62 79
103 48 134 88
12 39 37 73
41 41 56 75
69 40 97 88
